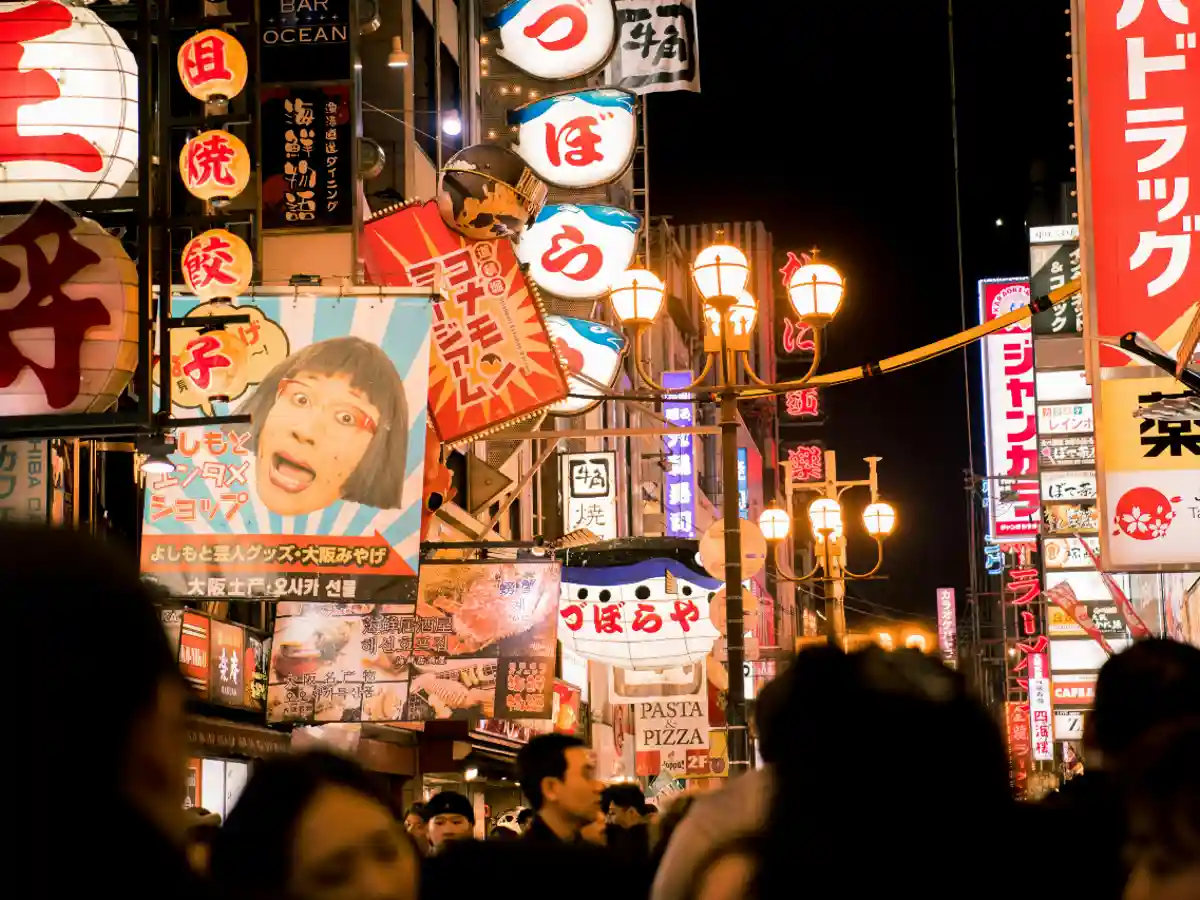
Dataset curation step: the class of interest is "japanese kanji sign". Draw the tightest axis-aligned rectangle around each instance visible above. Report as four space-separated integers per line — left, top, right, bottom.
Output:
782 387 821 419
362 201 569 443
487 0 619 81
1029 676 1054 761
785 443 824 483
936 587 957 667
177 28 248 103
261 84 352 230
1030 228 1083 335
0 439 48 521
559 558 723 668
516 203 642 301
1098 373 1200 567
980 278 1040 539
662 371 697 538
1006 701 1032 796
1039 435 1096 470
560 450 618 540
611 0 700 95
266 560 559 724
508 88 638 189
1043 536 1102 569
160 606 267 712
141 291 434 602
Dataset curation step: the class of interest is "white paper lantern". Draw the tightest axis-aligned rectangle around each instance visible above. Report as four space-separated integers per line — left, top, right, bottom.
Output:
0 0 138 201
0 200 138 415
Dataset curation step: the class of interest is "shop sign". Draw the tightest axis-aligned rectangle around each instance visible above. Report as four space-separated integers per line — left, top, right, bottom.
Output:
610 660 704 704
1035 369 1090 403
516 204 641 300
1041 471 1097 502
1039 435 1096 470
783 387 820 419
261 84 352 230
559 558 723 669
1043 502 1099 535
181 229 253 302
162 607 268 711
210 620 245 705
1043 536 1100 570
178 29 248 103
1048 601 1130 639
0 440 48 521
141 292 431 601
268 560 560 724
610 0 701 95
785 442 824 483
1051 674 1097 706
936 587 957 667
187 719 291 758
634 696 709 777
0 1 138 202
260 0 351 83
486 0 618 81
1029 677 1053 761
662 371 697 537
362 200 568 443
1098 374 1200 568
1006 701 1032 797
1051 636 1131 673
560 450 618 540
1038 403 1094 436
544 315 628 417
1055 708 1085 741
550 680 582 734
180 129 252 206
736 447 749 519
981 278 1039 538
508 88 637 189
1030 235 1082 335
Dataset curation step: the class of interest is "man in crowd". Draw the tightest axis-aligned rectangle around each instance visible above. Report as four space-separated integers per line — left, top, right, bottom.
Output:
425 791 476 854
516 734 603 844
603 784 649 829
404 802 430 855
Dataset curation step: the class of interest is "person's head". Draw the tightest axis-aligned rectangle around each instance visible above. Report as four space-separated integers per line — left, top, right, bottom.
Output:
1123 718 1200 900
643 803 658 824
488 826 519 841
1087 639 1200 768
14 525 190 850
516 808 535 833
184 808 222 874
403 804 428 843
601 784 647 828
211 751 418 900
239 337 409 516
516 734 601 829
424 791 475 851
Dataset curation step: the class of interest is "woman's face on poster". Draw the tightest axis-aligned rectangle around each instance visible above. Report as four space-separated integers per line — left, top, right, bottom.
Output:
256 371 381 515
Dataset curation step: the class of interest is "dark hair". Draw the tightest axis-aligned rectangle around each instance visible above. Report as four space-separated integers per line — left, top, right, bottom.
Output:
425 790 475 824
210 751 404 898
643 803 658 815
516 734 585 810
1090 639 1200 763
405 802 428 822
488 826 520 841
517 808 535 826
238 336 409 509
1122 717 1200 868
601 784 646 815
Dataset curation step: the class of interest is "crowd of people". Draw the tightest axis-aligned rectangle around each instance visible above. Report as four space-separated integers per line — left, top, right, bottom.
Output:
14 524 1200 900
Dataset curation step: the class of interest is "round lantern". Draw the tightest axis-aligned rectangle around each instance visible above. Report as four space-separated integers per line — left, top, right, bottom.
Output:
177 29 248 103
181 228 252 301
0 1 138 202
0 200 138 416
180 129 251 207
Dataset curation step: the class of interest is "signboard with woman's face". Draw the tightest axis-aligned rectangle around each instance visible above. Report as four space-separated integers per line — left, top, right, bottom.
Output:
142 290 433 602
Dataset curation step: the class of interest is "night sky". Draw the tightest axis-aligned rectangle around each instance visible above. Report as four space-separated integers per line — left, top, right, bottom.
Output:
650 2 1072 624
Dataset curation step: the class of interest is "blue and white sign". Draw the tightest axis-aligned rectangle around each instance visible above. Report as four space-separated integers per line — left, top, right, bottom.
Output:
508 88 637 189
663 371 696 538
737 447 748 519
516 204 641 300
487 0 618 81
545 315 627 416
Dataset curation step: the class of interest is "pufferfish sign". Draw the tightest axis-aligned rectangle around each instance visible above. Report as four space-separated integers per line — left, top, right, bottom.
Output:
486 0 618 81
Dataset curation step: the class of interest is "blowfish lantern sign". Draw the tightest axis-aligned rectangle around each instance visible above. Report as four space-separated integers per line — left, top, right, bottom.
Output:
558 559 723 669
0 0 138 202
181 229 253 302
545 315 626 416
487 0 618 81
516 204 641 300
180 129 251 207
508 88 637 189
178 29 248 104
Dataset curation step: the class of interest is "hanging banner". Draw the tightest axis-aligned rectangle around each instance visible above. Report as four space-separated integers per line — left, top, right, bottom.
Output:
1030 227 1082 335
634 686 710 778
611 0 701 95
142 292 432 601
662 371 697 538
261 84 353 231
362 201 568 443
267 560 560 724
560 450 618 540
936 588 957 668
1043 580 1116 655
1029 677 1054 762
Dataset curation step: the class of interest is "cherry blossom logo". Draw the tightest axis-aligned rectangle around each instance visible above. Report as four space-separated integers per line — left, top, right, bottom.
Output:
1112 486 1181 541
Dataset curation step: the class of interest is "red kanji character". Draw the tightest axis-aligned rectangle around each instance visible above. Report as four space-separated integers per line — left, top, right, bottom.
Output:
544 116 604 167
491 362 517 390
0 202 108 409
235 319 260 346
458 378 487 406
1006 568 1041 606
433 319 465 352
560 605 583 631
1020 609 1037 635
442 248 476 287
183 234 239 291
631 604 663 633
1006 377 1034 408
181 34 233 88
185 133 238 188
1005 444 1038 476
0 1 103 172
1003 341 1034 376
670 598 700 632
788 445 823 482
455 279 485 315
1007 414 1037 445
593 603 623 634
522 3 587 50
784 388 820 418
467 314 503 350
540 226 603 282
181 334 233 391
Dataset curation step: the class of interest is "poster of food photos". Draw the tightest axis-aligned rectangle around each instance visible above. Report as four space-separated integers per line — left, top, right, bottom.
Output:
267 561 560 724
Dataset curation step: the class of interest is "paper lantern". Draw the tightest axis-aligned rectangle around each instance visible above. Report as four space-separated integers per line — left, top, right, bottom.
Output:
0 200 138 415
181 228 252 301
180 129 251 206
177 29 248 103
0 0 138 202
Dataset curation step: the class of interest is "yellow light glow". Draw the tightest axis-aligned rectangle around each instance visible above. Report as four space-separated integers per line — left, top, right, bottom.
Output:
758 507 790 541
692 243 749 300
863 501 897 537
178 29 249 102
608 268 665 325
788 262 845 320
807 497 842 534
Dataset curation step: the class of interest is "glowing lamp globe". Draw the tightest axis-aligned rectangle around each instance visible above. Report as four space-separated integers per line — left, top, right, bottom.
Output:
788 262 845 321
692 243 749 300
180 129 251 207
863 501 897 537
0 201 138 416
181 229 253 302
177 29 248 103
758 507 791 542
0 1 138 202
609 268 665 325
807 497 842 534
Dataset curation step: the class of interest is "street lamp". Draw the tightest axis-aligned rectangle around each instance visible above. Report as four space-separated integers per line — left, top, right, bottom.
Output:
863 501 897 538
607 237 841 778
758 506 791 542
